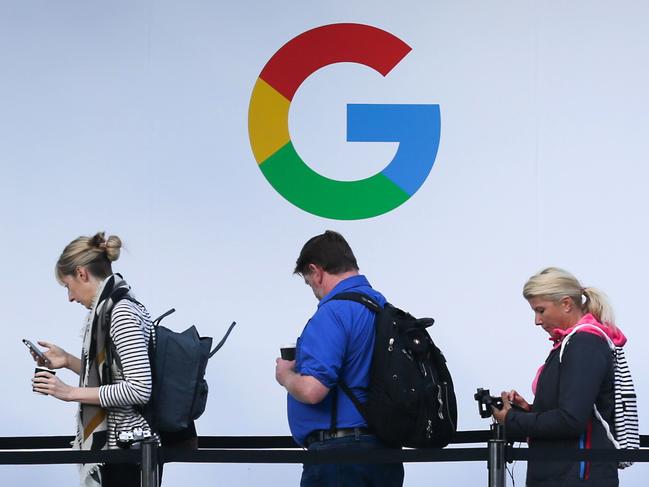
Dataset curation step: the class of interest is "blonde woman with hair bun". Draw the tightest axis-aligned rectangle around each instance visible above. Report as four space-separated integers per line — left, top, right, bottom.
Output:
491 267 628 487
31 232 160 487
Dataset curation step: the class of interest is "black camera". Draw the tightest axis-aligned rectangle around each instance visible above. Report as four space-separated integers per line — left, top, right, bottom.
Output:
474 388 504 418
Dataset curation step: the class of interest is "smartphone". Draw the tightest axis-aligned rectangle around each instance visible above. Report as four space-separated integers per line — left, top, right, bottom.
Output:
22 339 50 365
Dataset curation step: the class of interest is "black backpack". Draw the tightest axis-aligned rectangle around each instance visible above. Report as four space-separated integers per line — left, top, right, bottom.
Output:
331 292 457 448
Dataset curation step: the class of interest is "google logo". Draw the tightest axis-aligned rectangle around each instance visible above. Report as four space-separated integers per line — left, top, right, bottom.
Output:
248 23 441 220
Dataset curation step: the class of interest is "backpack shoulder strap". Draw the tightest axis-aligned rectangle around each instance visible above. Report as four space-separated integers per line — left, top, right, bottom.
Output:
338 381 366 413
559 325 621 451
326 292 382 427
104 291 140 380
106 294 159 381
559 324 614 362
329 292 383 313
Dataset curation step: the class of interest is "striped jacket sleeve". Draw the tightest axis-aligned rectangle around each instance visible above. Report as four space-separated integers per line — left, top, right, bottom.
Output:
99 301 152 408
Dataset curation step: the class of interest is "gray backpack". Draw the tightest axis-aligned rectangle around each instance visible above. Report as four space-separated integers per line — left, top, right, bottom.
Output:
146 309 236 433
107 300 236 437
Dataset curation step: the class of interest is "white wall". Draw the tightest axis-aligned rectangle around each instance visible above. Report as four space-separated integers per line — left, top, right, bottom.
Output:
1 1 648 485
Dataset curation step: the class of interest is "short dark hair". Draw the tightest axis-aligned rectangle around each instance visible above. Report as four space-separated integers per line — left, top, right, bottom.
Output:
294 230 359 276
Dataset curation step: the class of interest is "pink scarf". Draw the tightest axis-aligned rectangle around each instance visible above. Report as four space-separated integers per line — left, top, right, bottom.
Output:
531 313 626 394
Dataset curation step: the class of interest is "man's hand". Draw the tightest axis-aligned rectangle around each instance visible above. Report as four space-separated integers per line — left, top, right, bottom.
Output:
275 358 329 404
275 358 296 387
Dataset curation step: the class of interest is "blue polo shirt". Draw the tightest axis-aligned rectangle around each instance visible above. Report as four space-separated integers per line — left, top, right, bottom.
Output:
287 275 385 446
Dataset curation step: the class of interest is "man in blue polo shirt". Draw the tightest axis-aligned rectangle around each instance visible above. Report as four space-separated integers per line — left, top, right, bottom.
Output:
275 230 404 487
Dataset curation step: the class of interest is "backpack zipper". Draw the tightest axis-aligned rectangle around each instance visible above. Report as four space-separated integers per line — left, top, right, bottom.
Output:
437 384 445 420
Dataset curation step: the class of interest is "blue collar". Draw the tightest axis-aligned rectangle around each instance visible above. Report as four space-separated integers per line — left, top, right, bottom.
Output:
318 275 371 308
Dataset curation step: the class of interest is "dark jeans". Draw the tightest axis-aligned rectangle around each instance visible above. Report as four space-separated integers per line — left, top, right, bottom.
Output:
101 462 141 487
100 459 164 487
300 435 404 487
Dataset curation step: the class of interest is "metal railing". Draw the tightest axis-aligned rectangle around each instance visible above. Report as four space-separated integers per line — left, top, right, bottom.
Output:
1 430 648 487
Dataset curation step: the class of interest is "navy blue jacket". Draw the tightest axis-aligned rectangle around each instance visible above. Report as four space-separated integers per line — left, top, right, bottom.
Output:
506 332 618 487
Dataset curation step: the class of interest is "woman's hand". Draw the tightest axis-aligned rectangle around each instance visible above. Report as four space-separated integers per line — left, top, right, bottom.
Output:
32 371 74 401
492 391 512 424
34 341 69 370
507 389 532 411
492 389 532 423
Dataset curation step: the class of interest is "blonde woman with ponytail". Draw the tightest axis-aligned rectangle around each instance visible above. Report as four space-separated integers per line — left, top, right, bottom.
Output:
30 232 157 487
491 268 626 487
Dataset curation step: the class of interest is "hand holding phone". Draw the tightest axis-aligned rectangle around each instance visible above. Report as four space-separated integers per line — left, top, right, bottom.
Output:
23 339 51 367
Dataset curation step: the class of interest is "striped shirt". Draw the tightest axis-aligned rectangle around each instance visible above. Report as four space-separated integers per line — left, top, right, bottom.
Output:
98 299 155 449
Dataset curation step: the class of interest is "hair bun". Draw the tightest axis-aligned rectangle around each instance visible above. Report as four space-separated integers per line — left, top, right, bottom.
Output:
89 232 107 249
104 235 123 262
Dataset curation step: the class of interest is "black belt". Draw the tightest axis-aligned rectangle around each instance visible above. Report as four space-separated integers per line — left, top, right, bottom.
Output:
305 427 371 447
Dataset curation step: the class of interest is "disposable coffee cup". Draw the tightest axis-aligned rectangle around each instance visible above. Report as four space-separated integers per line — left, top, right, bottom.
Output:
280 343 296 361
33 367 56 395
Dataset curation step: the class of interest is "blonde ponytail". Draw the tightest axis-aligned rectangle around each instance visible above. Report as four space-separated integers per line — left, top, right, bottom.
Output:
583 287 616 328
523 267 616 329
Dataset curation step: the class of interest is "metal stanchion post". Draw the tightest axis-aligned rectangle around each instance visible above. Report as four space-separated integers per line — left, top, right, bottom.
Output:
141 439 159 487
487 423 506 487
